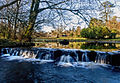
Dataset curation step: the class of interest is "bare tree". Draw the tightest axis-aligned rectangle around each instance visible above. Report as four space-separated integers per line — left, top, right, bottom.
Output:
0 0 104 42
0 0 19 10
23 0 101 42
0 0 29 40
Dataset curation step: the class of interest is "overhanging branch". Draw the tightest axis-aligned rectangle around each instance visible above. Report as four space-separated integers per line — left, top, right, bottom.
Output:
0 0 19 10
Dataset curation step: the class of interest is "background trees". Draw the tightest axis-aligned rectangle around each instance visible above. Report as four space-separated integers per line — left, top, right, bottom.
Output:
0 0 101 42
80 15 120 39
0 0 28 41
81 17 112 39
80 1 120 39
100 1 114 23
0 0 120 41
80 26 111 39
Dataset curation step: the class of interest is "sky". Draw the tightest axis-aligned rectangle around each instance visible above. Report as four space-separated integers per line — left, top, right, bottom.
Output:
104 0 120 17
0 0 120 32
41 0 120 32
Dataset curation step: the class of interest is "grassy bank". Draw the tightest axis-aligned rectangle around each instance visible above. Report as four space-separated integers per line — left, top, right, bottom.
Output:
1 37 120 47
33 37 120 43
0 39 16 47
0 39 35 48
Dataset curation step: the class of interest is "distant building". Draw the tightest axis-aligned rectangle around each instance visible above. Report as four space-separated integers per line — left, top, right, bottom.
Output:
45 26 81 38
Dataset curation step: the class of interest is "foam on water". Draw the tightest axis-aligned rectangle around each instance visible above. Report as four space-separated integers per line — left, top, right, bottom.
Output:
2 54 10 57
1 48 119 68
1 55 109 69
5 56 24 61
57 62 73 67
2 55 54 64
72 62 108 68
57 61 108 68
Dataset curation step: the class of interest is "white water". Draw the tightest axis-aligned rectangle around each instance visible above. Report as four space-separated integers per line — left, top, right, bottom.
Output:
58 55 74 67
42 54 52 60
1 55 108 68
95 53 107 64
0 48 113 68
73 51 79 62
82 52 89 62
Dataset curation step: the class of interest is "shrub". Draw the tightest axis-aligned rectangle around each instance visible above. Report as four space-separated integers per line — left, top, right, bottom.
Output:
81 26 111 39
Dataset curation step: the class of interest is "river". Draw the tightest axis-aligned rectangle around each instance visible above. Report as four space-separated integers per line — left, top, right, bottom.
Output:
0 43 120 83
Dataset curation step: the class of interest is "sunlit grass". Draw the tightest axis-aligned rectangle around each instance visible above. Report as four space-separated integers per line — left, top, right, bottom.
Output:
57 37 87 40
37 37 120 42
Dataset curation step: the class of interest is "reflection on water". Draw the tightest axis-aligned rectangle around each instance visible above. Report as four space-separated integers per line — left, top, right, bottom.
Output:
34 42 120 51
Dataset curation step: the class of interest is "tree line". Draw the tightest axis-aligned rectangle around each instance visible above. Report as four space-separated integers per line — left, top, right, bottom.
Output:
0 0 119 42
80 17 119 39
80 1 120 39
0 0 103 42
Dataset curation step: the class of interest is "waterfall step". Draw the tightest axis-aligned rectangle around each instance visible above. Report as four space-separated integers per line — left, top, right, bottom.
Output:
0 48 120 66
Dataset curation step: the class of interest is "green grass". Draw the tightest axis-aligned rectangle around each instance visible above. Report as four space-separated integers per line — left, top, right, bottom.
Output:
0 39 17 47
0 39 34 47
35 37 120 43
57 37 87 40
99 38 120 41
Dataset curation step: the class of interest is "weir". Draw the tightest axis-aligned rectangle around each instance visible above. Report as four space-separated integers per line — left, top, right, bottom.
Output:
0 48 120 66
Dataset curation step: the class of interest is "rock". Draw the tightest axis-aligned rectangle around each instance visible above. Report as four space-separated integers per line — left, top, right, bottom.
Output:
109 53 120 66
76 51 84 61
53 50 63 61
0 48 1 55
3 49 7 54
87 51 97 62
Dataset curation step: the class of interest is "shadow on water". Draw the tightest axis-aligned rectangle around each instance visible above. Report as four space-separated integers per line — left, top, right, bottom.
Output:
34 42 120 51
81 43 118 49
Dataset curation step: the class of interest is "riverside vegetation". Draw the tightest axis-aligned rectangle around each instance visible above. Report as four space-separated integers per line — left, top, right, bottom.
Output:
0 1 120 47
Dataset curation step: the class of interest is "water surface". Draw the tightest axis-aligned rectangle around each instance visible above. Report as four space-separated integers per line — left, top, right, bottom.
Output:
0 46 120 83
34 42 120 51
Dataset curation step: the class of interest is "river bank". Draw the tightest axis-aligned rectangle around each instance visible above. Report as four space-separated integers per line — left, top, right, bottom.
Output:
33 38 120 43
1 38 120 47
0 39 35 48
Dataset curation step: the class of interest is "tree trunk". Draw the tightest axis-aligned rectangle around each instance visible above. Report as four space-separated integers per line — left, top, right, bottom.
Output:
13 0 21 39
24 0 40 42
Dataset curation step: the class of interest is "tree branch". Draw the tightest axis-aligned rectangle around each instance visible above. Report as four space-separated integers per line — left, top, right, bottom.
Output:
38 0 70 13
0 0 19 10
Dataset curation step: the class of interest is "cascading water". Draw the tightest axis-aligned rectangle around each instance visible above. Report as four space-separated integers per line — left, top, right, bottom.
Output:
73 51 79 62
21 50 38 59
82 52 89 62
95 52 107 64
42 54 51 60
0 48 120 67
0 48 120 83
58 55 74 67
60 55 73 63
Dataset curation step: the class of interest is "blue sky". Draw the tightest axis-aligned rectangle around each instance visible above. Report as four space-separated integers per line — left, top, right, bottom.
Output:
0 0 120 32
42 0 120 32
103 0 120 17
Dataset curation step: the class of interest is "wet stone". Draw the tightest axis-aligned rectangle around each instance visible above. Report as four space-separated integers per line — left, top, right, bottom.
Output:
76 51 84 61
87 51 97 62
54 50 63 61
109 53 120 66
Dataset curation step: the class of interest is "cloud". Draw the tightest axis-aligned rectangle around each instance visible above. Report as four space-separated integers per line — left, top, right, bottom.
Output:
41 26 55 32
41 0 120 32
